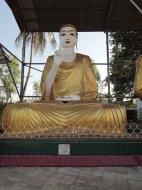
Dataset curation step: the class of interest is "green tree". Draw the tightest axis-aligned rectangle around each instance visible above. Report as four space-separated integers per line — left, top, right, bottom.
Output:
15 32 56 100
32 81 40 96
109 31 142 101
15 32 46 97
91 59 101 82
0 57 20 103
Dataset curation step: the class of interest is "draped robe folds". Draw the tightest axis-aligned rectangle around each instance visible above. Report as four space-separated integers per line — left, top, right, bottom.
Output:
2 54 127 137
40 54 98 100
134 55 142 99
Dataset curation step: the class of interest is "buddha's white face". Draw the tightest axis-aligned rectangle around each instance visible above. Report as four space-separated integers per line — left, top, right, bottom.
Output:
59 27 77 48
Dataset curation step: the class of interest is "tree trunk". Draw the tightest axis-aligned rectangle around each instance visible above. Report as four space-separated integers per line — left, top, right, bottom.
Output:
20 32 26 102
23 34 34 95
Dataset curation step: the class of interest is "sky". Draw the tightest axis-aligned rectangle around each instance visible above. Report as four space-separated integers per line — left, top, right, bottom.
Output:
0 0 108 96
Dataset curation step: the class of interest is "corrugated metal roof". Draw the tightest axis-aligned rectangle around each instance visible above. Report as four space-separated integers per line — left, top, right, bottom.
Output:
5 0 142 32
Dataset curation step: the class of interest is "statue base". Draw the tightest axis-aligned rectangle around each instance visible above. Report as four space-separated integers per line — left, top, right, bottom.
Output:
0 138 142 166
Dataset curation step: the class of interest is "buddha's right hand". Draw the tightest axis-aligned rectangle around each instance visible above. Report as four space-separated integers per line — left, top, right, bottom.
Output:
45 49 63 96
54 48 64 66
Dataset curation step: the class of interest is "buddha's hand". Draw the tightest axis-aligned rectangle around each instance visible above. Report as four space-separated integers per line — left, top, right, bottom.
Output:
64 95 80 101
54 48 64 67
56 95 80 101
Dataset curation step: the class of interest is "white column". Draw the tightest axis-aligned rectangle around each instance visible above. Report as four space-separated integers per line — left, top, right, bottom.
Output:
137 98 142 122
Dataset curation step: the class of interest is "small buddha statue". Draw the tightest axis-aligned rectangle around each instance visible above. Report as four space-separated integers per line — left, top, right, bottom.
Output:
134 55 142 122
2 24 127 137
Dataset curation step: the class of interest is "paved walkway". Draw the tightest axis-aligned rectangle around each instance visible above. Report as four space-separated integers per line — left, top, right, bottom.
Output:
0 167 142 190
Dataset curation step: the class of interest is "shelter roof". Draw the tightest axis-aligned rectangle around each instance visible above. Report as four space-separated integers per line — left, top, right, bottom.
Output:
5 0 142 32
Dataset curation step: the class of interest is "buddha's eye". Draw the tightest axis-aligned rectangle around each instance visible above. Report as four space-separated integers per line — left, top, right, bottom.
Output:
70 33 75 36
61 33 66 36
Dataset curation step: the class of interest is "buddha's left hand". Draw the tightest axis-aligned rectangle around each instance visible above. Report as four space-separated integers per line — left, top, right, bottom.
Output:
56 95 80 101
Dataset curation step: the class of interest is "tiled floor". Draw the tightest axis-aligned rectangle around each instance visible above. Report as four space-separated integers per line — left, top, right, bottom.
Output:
0 167 142 190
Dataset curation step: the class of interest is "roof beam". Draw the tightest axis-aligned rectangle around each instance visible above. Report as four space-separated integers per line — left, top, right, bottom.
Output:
129 0 142 15
24 18 142 22
20 7 136 11
20 7 108 11
5 0 27 31
105 0 114 30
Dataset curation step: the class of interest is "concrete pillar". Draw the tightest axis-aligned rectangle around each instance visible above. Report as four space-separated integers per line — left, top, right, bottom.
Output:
137 98 142 122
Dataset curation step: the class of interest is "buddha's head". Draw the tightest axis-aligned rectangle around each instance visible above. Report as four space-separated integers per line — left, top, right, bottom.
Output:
59 24 78 48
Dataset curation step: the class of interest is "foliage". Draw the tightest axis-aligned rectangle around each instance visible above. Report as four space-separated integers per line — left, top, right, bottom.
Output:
15 32 47 56
15 32 47 97
0 57 20 103
91 59 101 82
32 81 40 96
109 31 142 100
15 32 56 99
93 65 101 82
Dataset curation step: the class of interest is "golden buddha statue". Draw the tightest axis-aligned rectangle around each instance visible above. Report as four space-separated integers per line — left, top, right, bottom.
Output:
2 24 127 137
134 55 142 122
134 55 142 99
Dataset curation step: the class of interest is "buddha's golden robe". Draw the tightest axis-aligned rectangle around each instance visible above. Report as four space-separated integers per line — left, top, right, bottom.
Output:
40 54 98 100
2 54 127 137
134 55 142 99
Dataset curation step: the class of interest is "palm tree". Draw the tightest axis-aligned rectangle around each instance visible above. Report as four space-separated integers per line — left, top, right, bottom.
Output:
15 32 47 97
16 32 56 99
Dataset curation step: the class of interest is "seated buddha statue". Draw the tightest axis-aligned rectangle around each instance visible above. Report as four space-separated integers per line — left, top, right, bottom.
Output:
2 24 127 137
134 55 142 121
134 55 142 99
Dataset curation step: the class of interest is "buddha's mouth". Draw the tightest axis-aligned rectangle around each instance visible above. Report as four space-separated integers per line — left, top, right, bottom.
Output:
66 40 70 43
